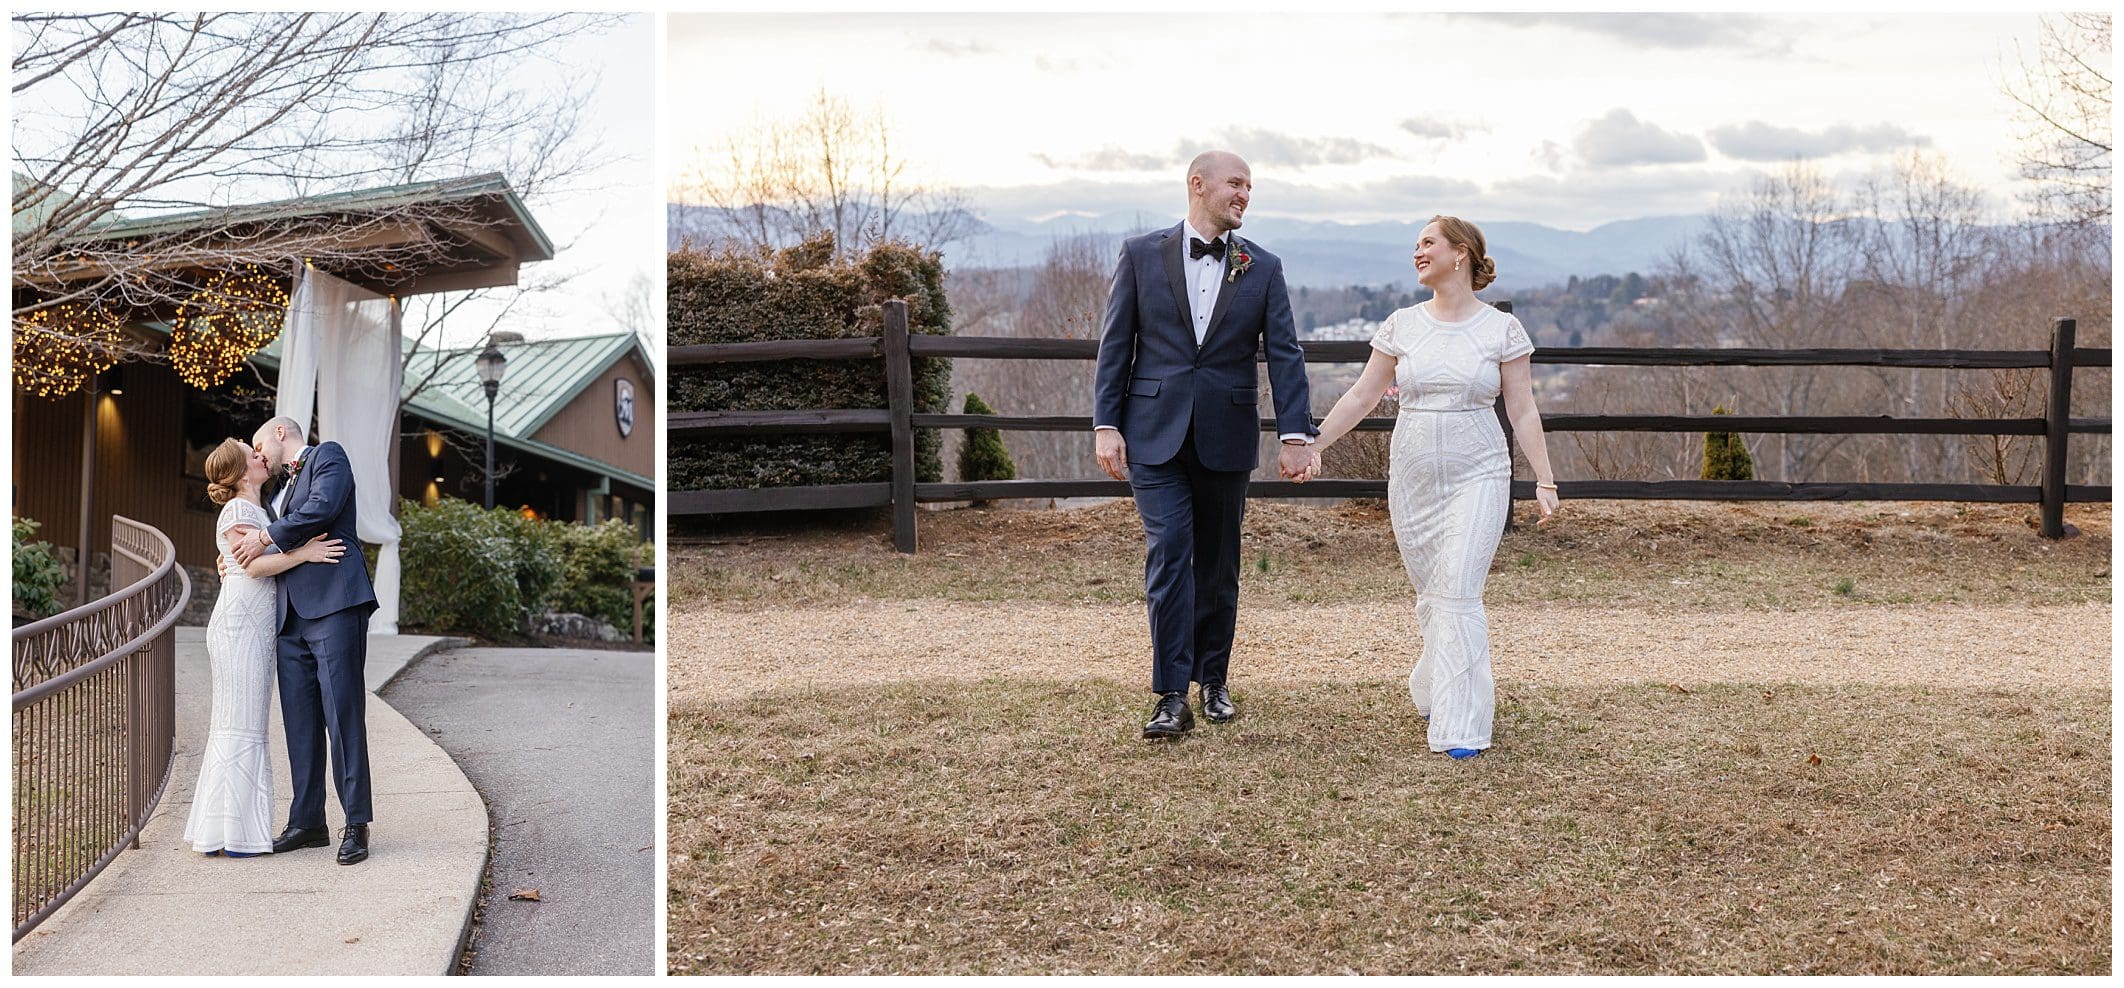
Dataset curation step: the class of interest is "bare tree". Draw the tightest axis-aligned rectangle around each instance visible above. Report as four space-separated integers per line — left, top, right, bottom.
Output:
677 88 981 257
2001 13 2112 229
1849 150 1990 481
944 234 1114 482
12 12 621 389
1664 161 1857 481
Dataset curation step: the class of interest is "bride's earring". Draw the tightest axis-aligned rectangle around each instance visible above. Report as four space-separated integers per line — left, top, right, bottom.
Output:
1455 258 1462 271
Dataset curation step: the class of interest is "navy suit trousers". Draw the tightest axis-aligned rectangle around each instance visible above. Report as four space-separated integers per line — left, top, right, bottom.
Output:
278 606 372 828
1129 432 1251 694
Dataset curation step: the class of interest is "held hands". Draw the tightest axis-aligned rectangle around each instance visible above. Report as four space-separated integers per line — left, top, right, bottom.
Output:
294 535 345 565
1095 430 1129 481
1277 441 1319 483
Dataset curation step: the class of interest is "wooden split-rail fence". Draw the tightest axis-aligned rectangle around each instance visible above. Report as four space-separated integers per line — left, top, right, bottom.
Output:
671 299 2111 552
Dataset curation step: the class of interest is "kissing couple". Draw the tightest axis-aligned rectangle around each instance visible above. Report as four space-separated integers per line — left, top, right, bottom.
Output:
1092 150 1562 758
185 416 377 864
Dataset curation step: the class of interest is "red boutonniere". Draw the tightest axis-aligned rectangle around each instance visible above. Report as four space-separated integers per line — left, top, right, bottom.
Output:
1226 240 1253 284
286 459 304 481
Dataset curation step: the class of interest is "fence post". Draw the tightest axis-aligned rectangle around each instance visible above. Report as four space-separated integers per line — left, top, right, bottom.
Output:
1493 299 1515 534
883 299 918 553
2040 316 2077 539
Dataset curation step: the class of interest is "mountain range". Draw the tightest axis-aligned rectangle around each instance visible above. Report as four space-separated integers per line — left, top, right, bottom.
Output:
667 204 1712 291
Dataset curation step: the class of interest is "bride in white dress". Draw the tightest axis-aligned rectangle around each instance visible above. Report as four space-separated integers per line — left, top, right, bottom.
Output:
1310 216 1561 759
184 438 344 856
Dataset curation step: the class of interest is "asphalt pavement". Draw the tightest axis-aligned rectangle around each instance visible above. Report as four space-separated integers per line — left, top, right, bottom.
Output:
379 645 657 976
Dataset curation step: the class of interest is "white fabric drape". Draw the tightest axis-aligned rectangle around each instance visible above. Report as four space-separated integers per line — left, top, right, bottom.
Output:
276 267 405 633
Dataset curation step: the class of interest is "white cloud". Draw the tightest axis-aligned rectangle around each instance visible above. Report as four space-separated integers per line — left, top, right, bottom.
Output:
1708 121 1932 161
1573 109 1706 168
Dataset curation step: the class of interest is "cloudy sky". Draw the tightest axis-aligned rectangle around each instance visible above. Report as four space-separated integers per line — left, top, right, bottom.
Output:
668 12 2063 231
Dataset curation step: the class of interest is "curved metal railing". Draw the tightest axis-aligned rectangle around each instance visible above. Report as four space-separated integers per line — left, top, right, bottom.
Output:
12 515 188 941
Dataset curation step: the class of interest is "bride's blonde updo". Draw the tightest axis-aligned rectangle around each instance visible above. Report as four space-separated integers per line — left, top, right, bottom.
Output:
1430 214 1498 291
204 438 252 505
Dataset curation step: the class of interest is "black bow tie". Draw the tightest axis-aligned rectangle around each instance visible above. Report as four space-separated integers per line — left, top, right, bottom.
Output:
1189 237 1226 262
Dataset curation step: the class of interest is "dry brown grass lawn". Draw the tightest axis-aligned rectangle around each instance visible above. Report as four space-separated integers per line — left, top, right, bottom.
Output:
667 499 2111 975
673 500 2111 611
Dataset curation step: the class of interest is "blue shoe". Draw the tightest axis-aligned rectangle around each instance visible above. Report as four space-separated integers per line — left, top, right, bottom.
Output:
224 850 264 858
1446 748 1483 760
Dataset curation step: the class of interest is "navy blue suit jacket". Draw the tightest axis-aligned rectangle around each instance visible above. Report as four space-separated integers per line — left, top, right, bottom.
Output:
1093 223 1314 472
266 441 378 621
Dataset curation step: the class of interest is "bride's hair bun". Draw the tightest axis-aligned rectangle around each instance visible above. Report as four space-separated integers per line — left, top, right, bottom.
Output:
1428 214 1499 291
203 438 250 505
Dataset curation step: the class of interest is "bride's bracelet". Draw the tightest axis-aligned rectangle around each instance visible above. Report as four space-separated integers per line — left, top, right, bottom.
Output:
1535 481 1558 491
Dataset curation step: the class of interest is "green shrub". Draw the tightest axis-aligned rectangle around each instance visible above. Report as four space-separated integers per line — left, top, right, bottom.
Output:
957 392 1016 483
552 519 644 631
13 516 65 620
397 497 553 639
1701 406 1755 481
398 498 653 642
502 509 565 624
668 232 950 489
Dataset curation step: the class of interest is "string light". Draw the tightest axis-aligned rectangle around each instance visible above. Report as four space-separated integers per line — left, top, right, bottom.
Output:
12 303 123 399
169 265 290 388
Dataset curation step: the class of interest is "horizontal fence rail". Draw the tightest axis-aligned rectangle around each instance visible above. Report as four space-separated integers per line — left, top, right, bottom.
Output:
12 516 188 941
673 300 2110 550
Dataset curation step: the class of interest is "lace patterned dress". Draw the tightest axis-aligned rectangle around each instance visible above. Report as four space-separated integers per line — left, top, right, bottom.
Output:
183 497 278 853
1370 302 1534 752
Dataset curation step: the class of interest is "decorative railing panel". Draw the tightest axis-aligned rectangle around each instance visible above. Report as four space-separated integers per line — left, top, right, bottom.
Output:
12 515 187 941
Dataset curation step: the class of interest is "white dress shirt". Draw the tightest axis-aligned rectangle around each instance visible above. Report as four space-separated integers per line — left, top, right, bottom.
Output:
271 441 312 512
1182 220 1226 347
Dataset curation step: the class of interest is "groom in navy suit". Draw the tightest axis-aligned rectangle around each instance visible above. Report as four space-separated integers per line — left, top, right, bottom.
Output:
235 416 377 864
1094 150 1318 740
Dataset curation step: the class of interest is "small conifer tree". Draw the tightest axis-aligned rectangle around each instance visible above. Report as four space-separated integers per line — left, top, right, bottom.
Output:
1701 406 1755 480
957 392 1017 485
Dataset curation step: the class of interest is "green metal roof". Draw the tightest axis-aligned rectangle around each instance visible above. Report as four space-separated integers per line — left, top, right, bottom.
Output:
209 328 654 492
404 333 642 438
67 172 556 260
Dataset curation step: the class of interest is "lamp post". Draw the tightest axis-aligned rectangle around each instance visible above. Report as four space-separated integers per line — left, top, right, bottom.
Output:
475 341 507 509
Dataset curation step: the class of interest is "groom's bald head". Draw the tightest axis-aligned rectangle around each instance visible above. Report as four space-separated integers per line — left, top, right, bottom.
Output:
1187 150 1248 186
1186 150 1252 235
252 415 306 468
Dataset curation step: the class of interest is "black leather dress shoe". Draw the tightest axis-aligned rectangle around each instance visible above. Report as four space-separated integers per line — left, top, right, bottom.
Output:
337 824 369 865
271 824 330 854
1142 692 1195 740
1200 682 1239 724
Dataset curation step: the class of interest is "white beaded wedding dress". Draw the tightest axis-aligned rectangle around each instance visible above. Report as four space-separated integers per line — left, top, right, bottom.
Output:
1369 302 1534 753
182 497 278 854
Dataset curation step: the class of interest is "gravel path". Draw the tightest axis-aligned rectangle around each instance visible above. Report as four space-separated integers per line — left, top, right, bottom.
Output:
670 601 2112 701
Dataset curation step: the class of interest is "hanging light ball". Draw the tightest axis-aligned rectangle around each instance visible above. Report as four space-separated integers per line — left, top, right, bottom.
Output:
12 303 124 399
169 265 290 388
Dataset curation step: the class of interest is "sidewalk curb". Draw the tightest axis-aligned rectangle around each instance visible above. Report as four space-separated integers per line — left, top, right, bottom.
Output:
372 634 480 973
371 634 472 694
12 632 491 976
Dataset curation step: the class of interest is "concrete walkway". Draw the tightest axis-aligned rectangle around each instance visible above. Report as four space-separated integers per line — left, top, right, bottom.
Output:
382 647 657 975
11 630 485 976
